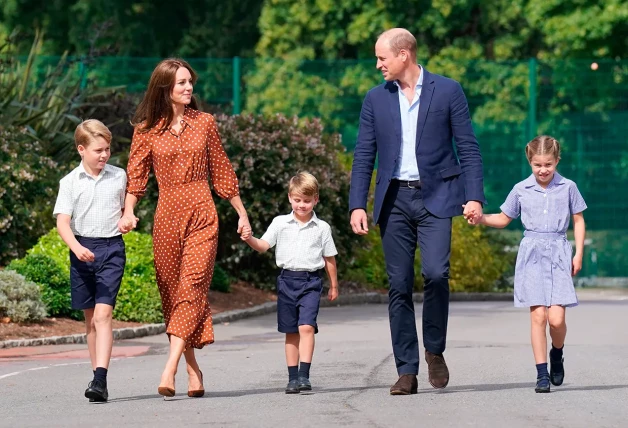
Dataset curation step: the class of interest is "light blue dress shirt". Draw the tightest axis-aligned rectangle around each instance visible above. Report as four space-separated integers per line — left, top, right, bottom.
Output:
392 66 423 181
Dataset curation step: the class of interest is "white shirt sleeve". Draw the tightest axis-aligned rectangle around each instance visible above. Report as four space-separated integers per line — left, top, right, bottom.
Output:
321 223 338 257
260 217 281 248
53 178 73 218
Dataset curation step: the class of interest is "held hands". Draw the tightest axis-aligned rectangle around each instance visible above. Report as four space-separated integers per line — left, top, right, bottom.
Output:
118 215 139 234
238 216 252 241
328 286 338 301
72 245 95 262
350 209 369 235
462 201 484 225
572 254 583 276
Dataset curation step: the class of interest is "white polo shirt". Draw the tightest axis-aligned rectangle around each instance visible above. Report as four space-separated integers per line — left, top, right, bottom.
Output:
53 162 127 238
260 211 338 271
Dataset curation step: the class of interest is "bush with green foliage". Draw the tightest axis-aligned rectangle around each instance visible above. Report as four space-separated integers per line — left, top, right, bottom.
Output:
213 113 359 287
17 228 232 321
344 171 516 292
0 125 59 265
0 34 121 264
0 270 47 323
26 229 162 322
210 265 231 293
6 253 80 319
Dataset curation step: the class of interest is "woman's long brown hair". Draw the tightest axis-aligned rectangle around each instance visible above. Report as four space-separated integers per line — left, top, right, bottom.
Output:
132 58 199 133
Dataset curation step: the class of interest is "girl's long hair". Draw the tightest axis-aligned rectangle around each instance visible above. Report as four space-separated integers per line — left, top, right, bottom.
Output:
132 58 199 133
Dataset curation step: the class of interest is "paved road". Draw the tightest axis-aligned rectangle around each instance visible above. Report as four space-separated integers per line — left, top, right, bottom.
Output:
1 293 627 427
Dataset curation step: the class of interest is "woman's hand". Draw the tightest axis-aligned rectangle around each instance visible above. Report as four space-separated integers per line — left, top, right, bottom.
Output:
238 215 252 240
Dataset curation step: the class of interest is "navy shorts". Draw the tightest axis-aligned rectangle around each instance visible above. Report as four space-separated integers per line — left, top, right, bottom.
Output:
70 235 126 310
277 269 324 334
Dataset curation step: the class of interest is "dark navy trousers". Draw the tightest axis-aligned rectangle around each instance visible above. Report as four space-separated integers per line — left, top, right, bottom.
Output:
378 182 452 375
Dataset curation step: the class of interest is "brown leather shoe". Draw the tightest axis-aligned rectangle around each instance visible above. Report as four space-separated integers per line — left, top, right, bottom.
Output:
425 350 449 389
390 374 418 395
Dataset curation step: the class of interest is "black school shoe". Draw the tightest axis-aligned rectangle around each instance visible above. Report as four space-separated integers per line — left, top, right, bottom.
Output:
285 379 300 394
297 376 312 391
550 356 565 386
85 379 108 402
535 375 551 393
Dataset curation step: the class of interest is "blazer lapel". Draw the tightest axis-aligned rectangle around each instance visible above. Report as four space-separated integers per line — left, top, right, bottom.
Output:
415 69 434 149
386 82 402 154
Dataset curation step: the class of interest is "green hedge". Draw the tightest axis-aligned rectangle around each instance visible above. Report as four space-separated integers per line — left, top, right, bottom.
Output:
344 172 516 292
7 253 80 319
10 229 232 322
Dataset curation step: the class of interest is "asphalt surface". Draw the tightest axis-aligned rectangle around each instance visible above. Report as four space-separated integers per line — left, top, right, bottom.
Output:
1 292 627 427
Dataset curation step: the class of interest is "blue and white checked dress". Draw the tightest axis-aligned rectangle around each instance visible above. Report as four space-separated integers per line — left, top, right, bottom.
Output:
501 172 587 308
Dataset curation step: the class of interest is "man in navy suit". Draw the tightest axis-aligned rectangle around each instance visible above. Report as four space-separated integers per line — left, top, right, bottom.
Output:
349 28 485 395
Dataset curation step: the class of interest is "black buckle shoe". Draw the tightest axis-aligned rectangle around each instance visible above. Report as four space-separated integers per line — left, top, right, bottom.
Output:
535 376 551 393
550 356 564 386
85 379 108 402
285 379 300 394
297 376 312 391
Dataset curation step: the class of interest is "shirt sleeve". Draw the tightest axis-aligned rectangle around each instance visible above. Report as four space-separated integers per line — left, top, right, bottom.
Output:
500 187 520 219
260 218 280 248
53 178 73 218
206 115 239 200
126 127 152 199
569 182 587 215
321 224 338 257
120 172 128 209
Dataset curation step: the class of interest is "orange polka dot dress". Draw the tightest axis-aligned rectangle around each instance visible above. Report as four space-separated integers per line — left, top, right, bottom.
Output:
126 108 239 349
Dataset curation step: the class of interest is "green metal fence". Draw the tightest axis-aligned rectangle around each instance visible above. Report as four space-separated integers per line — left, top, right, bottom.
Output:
26 56 628 280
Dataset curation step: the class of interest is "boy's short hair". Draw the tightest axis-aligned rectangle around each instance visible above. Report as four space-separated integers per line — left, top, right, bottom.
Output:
288 171 319 197
74 119 112 148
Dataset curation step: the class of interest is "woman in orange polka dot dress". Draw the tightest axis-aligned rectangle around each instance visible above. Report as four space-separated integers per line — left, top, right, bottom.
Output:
120 58 251 398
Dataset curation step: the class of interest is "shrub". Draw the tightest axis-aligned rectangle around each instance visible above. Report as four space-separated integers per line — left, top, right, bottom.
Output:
0 125 58 265
21 228 232 322
213 113 359 287
211 265 231 293
6 253 80 319
0 270 47 323
344 168 516 292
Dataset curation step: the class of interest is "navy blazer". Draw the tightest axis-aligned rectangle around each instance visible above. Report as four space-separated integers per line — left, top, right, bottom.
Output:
349 69 486 224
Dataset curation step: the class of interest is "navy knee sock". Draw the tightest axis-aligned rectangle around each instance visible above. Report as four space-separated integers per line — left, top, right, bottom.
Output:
550 344 564 361
288 366 298 381
299 362 311 379
536 363 549 378
94 367 108 384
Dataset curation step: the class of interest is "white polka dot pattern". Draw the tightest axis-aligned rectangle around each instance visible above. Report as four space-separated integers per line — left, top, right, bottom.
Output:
126 107 239 349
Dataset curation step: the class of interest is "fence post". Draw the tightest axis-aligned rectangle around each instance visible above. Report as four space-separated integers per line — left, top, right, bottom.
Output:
232 56 241 115
525 58 538 177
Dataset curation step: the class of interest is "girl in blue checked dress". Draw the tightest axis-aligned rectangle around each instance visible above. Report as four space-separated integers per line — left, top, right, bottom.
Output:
467 135 587 393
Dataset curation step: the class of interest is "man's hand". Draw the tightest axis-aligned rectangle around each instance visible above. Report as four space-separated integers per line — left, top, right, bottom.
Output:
462 201 483 225
350 209 369 235
328 286 338 301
